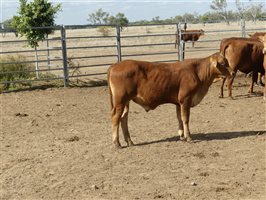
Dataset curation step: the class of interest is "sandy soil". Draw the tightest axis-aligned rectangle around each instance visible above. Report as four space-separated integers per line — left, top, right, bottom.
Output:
1 74 266 200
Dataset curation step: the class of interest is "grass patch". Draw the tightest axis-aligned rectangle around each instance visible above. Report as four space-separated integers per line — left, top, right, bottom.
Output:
0 55 64 92
0 55 35 91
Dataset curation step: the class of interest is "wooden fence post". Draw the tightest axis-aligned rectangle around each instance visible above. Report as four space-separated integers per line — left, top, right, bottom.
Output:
60 25 69 87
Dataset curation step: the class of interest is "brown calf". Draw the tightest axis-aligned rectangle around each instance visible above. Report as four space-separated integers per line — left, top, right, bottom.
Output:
107 53 232 148
175 29 204 48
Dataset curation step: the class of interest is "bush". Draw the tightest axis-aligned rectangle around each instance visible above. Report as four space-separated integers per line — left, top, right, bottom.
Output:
0 55 35 90
97 26 110 36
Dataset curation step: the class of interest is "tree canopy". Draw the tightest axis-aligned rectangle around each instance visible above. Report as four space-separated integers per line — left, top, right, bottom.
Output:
87 9 129 27
108 13 129 27
210 0 230 24
12 0 61 48
87 8 110 25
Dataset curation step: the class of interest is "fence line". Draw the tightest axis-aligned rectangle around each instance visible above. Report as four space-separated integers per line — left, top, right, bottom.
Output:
0 19 265 91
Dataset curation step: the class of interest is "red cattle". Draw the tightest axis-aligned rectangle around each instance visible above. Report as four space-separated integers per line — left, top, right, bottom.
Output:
258 34 266 100
219 37 264 98
107 53 232 148
249 32 266 39
175 29 204 48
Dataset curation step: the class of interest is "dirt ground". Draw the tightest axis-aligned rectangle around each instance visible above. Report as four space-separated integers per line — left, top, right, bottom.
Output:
1 74 265 200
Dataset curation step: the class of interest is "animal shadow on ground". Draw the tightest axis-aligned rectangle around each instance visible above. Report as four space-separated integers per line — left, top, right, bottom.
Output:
70 79 108 87
2 84 59 94
233 92 263 99
135 130 265 147
2 79 108 94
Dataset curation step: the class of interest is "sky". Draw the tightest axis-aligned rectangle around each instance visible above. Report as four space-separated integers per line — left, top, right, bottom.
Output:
1 0 265 25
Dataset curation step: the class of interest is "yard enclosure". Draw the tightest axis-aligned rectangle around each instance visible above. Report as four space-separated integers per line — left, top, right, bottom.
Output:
0 20 265 90
1 20 266 200
1 75 265 199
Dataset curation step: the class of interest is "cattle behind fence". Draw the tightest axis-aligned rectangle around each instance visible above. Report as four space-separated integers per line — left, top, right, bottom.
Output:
0 19 265 91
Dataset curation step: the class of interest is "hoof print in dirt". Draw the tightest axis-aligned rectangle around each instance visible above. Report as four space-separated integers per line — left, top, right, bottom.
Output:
91 185 99 190
191 182 197 186
15 113 28 117
66 136 80 142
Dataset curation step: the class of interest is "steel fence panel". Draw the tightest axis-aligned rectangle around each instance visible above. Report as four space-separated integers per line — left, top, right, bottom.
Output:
1 20 265 91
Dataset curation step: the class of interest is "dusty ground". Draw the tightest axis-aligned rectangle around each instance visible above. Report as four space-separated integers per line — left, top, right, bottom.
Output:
1 74 266 200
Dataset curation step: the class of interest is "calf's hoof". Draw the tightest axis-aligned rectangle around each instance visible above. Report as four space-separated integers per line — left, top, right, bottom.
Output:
228 95 234 100
113 141 122 149
126 140 135 147
247 89 254 94
180 136 186 141
180 136 192 142
258 82 265 87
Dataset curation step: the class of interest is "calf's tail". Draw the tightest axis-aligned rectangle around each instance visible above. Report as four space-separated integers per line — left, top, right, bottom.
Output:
220 40 229 57
107 67 114 110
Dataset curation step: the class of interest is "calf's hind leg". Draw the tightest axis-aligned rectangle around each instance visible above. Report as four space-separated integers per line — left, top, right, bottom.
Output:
248 71 258 94
111 104 125 148
226 71 236 98
121 103 134 147
219 77 226 98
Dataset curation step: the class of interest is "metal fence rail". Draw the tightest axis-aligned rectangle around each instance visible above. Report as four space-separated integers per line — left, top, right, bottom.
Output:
0 19 265 91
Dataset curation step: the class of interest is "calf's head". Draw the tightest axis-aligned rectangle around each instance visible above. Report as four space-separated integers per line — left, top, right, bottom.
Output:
210 53 233 78
200 29 205 36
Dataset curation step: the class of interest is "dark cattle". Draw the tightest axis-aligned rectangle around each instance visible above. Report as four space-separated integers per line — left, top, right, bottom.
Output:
219 37 264 98
175 29 204 48
107 53 232 148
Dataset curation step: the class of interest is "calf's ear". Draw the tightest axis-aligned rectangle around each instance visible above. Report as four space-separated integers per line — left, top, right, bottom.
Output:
210 57 217 68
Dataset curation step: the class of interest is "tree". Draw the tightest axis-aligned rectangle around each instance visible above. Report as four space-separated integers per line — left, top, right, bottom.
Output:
172 15 183 23
12 0 61 47
247 3 265 22
108 13 129 27
210 0 230 24
182 13 199 24
199 12 223 23
12 0 61 78
235 0 248 19
2 19 14 29
151 16 161 23
87 8 110 25
1 18 18 37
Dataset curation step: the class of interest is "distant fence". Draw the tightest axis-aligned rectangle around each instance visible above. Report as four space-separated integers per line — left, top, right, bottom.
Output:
0 19 265 90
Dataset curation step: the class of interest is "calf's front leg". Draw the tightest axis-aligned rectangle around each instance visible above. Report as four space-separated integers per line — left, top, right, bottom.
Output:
176 105 184 140
180 102 192 142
